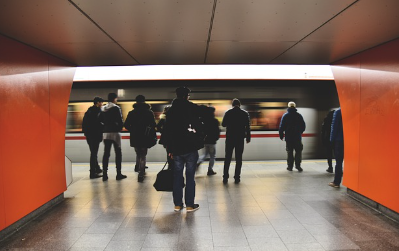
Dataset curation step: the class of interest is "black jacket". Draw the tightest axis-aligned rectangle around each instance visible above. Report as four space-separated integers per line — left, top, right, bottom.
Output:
202 115 220 144
82 105 103 141
222 106 251 142
100 103 123 132
321 110 334 145
124 102 156 148
163 98 204 155
279 108 306 142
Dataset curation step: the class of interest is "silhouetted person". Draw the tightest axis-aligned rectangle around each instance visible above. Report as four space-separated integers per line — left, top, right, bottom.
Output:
322 110 335 173
124 95 157 182
82 96 104 179
197 106 220 175
329 108 344 188
222 98 251 184
101 93 126 181
157 105 174 170
164 87 203 212
279 101 306 172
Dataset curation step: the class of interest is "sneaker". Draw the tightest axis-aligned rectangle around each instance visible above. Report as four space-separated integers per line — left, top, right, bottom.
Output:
234 179 240 184
116 174 127 180
186 204 200 212
138 175 144 182
223 178 228 184
326 168 333 173
90 173 103 179
296 166 303 172
287 167 293 171
328 182 340 188
174 205 184 212
102 174 108 181
207 170 217 176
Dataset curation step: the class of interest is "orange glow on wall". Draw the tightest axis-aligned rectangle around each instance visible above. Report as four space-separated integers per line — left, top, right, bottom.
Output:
0 35 75 230
332 38 399 213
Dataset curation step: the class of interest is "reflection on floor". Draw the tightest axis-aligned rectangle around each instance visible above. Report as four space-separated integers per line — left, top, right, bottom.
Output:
1 160 399 250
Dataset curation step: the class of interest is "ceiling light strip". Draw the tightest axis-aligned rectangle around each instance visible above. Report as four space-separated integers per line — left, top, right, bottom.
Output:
204 0 218 64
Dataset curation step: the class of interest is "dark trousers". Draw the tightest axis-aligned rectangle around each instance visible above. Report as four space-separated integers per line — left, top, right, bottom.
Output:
333 141 344 185
102 139 122 173
286 141 303 168
324 142 334 168
135 147 148 176
223 139 244 180
173 151 198 207
86 138 101 174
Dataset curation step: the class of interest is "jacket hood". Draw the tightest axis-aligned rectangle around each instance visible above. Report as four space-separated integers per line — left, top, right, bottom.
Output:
133 102 151 110
102 102 118 112
287 107 297 113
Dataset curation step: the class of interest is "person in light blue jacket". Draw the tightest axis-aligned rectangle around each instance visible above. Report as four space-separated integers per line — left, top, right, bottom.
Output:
329 108 344 188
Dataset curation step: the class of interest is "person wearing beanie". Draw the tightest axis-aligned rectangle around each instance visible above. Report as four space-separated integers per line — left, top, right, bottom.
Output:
279 101 306 172
222 98 251 184
100 93 127 181
124 95 157 182
82 96 104 179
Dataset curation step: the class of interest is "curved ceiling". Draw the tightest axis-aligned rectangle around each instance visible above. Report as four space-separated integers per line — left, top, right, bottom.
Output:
0 0 398 66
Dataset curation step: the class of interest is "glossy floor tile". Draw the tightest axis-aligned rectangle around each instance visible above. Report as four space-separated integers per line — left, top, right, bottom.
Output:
1 160 399 250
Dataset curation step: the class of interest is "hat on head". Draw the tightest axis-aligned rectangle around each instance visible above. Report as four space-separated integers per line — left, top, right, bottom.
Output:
93 96 103 104
288 101 296 108
136 95 145 103
108 93 118 102
175 86 191 98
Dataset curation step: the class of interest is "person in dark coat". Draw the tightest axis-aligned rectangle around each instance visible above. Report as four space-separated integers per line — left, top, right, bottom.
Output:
124 95 157 182
100 93 127 181
82 96 104 179
157 105 174 170
163 86 203 212
197 106 220 175
279 101 306 172
329 108 344 188
222 98 251 184
322 110 335 173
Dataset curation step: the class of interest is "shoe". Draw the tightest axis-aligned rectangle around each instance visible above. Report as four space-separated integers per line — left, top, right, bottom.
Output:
287 167 293 171
296 166 303 172
138 175 144 182
102 173 108 181
90 173 102 179
96 168 103 173
145 166 148 169
116 174 127 180
207 170 217 176
328 182 340 188
223 178 228 184
174 205 184 212
326 168 333 173
186 204 200 212
234 179 240 184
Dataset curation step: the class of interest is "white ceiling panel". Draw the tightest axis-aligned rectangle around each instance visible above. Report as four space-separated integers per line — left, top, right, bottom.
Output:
211 0 355 41
120 41 207 65
0 0 398 66
207 41 295 64
73 0 213 42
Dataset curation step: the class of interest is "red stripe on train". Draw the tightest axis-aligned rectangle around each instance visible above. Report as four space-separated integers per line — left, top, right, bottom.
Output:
66 133 317 140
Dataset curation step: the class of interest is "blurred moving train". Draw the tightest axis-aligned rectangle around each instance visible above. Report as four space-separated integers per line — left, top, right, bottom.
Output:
66 80 339 162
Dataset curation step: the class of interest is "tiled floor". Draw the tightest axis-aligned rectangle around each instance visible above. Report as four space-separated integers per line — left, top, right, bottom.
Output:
1 160 399 250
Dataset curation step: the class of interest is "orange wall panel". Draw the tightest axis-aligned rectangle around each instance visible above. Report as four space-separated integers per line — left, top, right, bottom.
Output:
331 57 361 191
332 38 399 213
0 35 75 230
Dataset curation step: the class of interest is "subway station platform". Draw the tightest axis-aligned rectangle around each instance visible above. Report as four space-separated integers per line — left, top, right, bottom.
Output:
1 160 399 251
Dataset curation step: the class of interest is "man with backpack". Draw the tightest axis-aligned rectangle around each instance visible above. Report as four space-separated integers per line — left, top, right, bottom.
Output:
279 101 306 172
82 96 104 179
124 95 157 182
